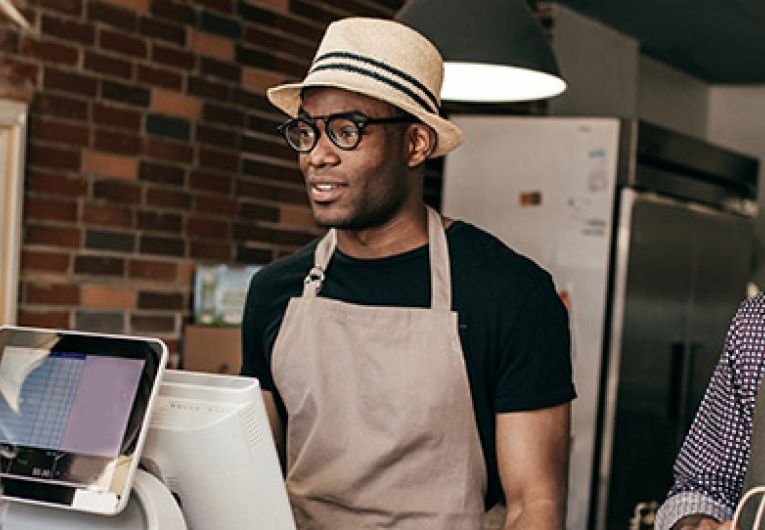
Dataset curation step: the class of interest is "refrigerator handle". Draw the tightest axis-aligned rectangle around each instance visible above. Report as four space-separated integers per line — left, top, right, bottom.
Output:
668 342 687 420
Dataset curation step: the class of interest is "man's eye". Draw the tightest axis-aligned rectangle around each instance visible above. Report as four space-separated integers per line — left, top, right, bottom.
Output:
337 126 358 139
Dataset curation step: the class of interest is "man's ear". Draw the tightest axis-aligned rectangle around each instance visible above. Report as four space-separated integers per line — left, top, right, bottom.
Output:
406 123 436 168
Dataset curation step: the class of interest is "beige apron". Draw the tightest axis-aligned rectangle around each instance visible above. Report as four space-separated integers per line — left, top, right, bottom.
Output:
271 206 487 529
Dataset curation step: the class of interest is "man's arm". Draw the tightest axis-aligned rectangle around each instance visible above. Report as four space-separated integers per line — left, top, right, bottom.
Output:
497 402 570 530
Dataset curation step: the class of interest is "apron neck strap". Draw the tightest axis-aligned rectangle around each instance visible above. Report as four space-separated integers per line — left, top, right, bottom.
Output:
302 206 452 310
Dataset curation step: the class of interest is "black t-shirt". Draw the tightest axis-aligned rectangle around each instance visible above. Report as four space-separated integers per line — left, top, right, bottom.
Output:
241 220 576 508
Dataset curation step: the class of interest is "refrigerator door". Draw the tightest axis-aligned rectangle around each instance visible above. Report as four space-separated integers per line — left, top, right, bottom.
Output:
600 189 752 529
442 116 621 530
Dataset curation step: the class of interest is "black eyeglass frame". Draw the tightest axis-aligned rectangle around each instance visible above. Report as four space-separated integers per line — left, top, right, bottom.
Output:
277 112 417 153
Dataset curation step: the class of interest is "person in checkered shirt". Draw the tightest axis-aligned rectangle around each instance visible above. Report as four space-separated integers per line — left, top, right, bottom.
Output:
655 293 765 530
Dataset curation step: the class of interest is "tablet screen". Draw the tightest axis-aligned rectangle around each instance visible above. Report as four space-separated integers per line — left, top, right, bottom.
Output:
0 326 166 515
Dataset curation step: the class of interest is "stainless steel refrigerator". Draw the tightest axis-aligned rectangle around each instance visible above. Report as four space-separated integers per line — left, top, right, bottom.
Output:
441 117 759 529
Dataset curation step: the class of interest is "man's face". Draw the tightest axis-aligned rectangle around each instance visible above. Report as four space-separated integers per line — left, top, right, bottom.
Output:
298 87 414 230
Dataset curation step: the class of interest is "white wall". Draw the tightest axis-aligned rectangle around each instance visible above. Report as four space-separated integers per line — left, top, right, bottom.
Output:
638 55 709 139
547 4 639 118
707 86 765 284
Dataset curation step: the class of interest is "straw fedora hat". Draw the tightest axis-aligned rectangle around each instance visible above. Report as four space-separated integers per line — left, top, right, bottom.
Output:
266 17 463 158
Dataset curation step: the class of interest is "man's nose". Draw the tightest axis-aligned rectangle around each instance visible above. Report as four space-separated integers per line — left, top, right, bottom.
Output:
305 129 340 168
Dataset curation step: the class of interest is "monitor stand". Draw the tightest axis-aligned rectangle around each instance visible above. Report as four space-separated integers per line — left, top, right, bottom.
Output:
3 469 187 530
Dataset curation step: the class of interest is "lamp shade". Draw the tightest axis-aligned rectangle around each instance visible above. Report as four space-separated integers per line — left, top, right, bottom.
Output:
396 0 566 102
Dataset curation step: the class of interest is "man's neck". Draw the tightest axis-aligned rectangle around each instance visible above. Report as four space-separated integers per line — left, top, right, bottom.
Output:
335 206 429 259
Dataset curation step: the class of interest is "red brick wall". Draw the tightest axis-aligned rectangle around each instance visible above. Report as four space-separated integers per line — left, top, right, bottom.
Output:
1 0 405 361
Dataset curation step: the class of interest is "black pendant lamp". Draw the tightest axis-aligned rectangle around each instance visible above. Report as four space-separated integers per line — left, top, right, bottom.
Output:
396 0 566 102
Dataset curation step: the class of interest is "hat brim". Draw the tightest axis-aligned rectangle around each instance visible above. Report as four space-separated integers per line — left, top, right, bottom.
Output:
267 80 463 158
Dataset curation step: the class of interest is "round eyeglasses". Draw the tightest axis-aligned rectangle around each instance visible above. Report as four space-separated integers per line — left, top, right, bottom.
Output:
277 112 416 153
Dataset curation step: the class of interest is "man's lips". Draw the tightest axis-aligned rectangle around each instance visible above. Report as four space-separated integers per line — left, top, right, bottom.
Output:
308 180 348 203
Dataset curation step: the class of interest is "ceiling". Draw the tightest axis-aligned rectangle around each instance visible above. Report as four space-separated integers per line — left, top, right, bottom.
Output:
535 0 765 83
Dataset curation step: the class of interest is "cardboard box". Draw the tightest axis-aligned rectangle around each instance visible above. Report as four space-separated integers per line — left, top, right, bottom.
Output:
182 324 241 375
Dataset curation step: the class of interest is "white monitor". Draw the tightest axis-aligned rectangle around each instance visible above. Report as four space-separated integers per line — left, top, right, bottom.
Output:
140 369 295 530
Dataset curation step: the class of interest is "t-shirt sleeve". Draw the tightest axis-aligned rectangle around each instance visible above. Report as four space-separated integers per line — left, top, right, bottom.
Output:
240 274 277 392
493 273 576 412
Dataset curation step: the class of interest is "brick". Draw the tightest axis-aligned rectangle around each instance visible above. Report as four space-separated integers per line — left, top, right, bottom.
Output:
237 3 323 41
26 224 82 247
196 0 233 13
44 67 97 97
129 259 177 280
87 1 138 31
21 38 78 65
178 261 194 285
140 235 185 257
196 124 237 148
106 0 149 12
290 0 344 25
131 314 176 333
246 114 282 136
138 291 184 310
25 196 78 222
102 80 151 107
232 223 271 241
1 57 38 84
99 29 147 58
75 311 125 333
187 76 230 102
31 117 90 147
240 202 279 222
85 229 136 252
198 147 238 172
83 150 137 179
29 170 87 197
203 102 242 127
190 30 234 61
242 159 301 183
146 188 190 209
272 228 314 246
146 138 193 163
32 0 82 15
194 194 236 216
93 180 142 204
235 45 307 78
84 50 132 79
232 88 273 113
94 129 142 155
27 143 81 171
152 43 195 69
250 0 287 10
151 88 201 120
19 310 70 328
139 161 185 186
236 245 273 264
92 102 142 130
190 241 231 261
26 283 80 305
82 284 136 308
186 216 228 239
74 255 125 276
22 249 71 273
199 11 241 39
236 179 307 205
42 14 95 45
241 135 293 160
242 66 284 93
199 57 241 83
32 93 88 121
146 114 190 141
189 169 232 194
151 0 195 25
137 64 182 90
0 29 19 54
243 27 315 61
82 202 134 227
139 16 185 45
137 211 182 233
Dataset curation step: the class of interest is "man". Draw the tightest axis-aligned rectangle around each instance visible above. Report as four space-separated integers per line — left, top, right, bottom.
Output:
655 293 765 530
241 17 575 529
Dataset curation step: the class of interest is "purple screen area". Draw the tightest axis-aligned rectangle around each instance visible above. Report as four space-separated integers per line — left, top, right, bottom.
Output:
59 356 145 458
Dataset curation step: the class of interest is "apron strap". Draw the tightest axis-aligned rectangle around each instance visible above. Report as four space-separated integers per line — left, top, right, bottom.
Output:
302 206 452 311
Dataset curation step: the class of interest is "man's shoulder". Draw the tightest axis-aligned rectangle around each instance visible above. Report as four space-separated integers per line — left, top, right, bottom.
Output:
248 239 318 297
447 220 552 287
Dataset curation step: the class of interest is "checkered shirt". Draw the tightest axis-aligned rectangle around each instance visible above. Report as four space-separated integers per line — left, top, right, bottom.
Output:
655 293 765 529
